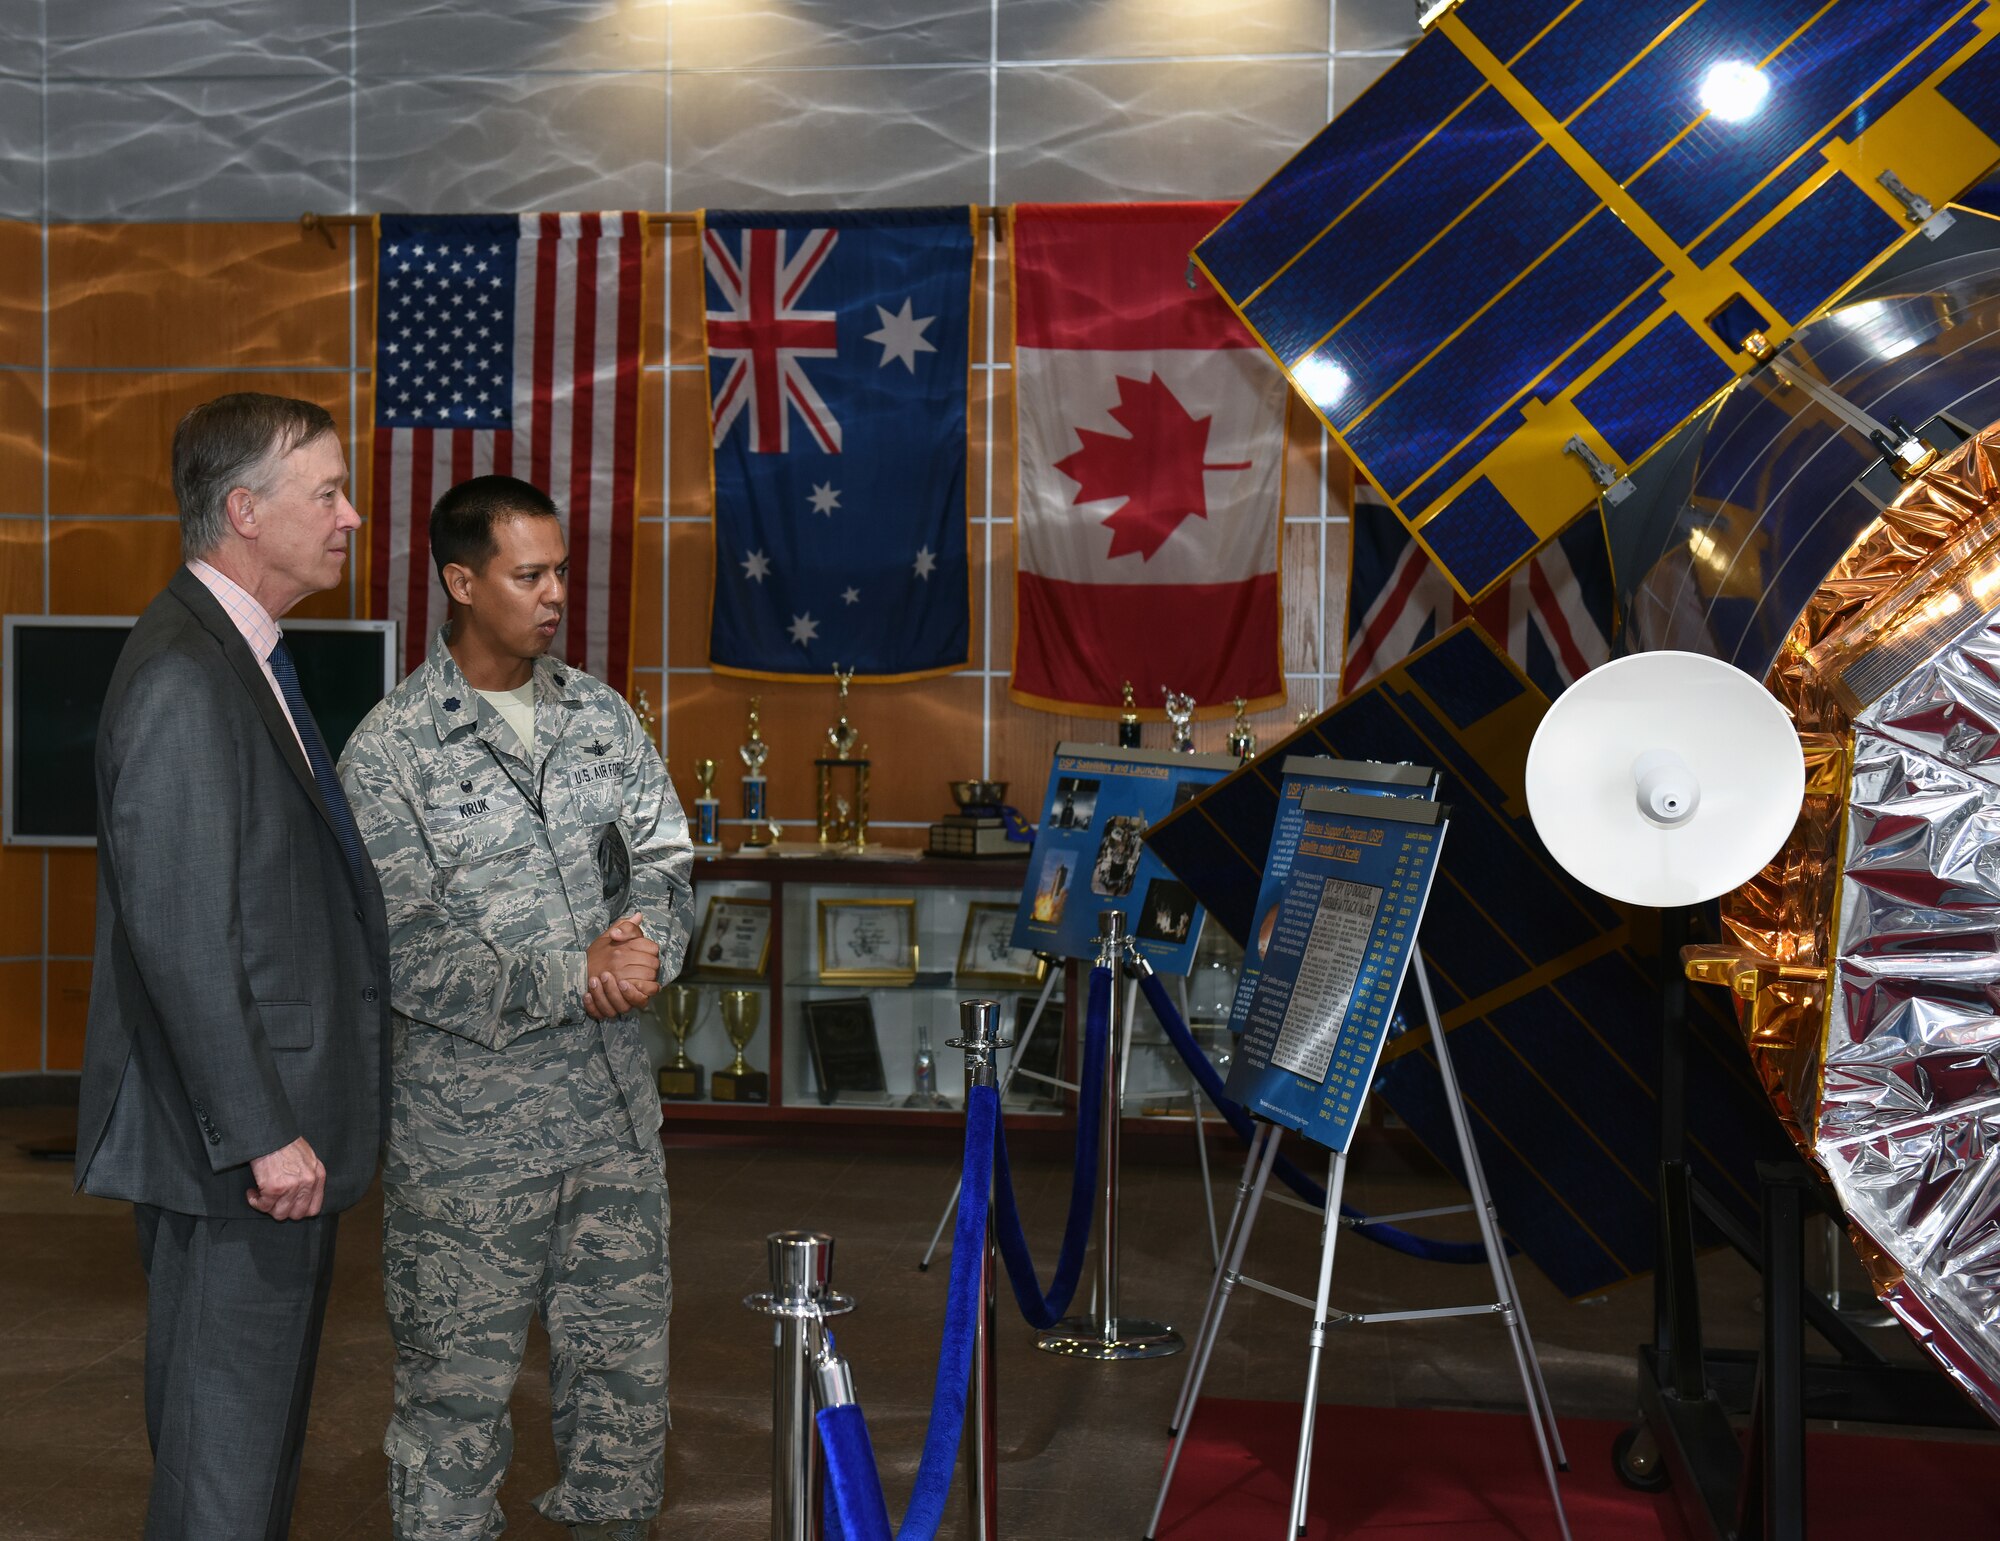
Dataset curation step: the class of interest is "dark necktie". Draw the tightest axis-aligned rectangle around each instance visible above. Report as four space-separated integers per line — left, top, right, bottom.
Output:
267 638 370 892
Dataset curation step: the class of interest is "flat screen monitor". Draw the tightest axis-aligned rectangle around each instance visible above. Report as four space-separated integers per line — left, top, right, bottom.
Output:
3 615 399 847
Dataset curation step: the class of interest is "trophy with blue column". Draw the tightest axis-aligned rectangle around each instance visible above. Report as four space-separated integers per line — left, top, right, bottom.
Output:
740 696 774 849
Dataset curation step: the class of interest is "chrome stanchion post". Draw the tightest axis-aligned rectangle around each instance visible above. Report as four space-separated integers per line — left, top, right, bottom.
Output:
947 998 1009 1541
745 1231 856 1541
1038 910 1183 1359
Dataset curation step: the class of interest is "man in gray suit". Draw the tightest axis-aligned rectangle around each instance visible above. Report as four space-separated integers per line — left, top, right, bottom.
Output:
76 392 390 1540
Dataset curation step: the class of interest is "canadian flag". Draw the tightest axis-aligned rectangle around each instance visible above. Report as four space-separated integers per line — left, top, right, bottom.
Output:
1010 203 1289 715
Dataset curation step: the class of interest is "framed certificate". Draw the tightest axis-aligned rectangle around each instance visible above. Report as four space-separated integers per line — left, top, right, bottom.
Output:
693 896 773 978
817 897 918 984
956 902 1048 987
802 996 888 1104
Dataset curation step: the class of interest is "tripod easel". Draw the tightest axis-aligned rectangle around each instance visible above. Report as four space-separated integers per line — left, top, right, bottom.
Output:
1146 943 1572 1540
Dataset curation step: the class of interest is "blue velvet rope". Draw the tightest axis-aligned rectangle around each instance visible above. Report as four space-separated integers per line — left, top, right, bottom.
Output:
819 1083 1000 1541
989 963 1111 1328
1135 969 1508 1266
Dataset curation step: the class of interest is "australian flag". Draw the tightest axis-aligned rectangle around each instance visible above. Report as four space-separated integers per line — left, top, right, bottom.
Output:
705 208 973 679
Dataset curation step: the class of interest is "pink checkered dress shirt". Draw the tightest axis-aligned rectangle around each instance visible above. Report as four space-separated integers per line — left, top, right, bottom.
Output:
186 560 308 761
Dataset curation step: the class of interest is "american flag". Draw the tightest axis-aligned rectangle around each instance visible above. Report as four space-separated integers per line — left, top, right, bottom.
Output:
370 212 643 683
704 225 842 454
1342 477 1612 699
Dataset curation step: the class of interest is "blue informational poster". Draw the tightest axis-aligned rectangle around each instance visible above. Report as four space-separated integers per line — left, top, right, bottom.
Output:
1012 742 1239 973
1224 789 1447 1154
1225 756 1435 1038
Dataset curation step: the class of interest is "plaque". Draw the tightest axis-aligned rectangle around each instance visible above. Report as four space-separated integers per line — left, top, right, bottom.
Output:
816 897 918 985
1006 992 1067 1108
803 996 888 1106
694 896 773 979
956 903 1047 987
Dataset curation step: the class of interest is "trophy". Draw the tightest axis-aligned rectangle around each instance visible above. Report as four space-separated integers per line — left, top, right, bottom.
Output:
1163 687 1196 754
657 984 705 1101
631 686 660 747
1227 697 1257 762
712 988 769 1103
903 1022 953 1109
815 663 871 849
739 697 774 849
1118 680 1142 749
693 758 721 848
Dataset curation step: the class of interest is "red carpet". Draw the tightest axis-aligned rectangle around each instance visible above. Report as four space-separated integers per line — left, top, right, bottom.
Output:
1152 1398 2000 1539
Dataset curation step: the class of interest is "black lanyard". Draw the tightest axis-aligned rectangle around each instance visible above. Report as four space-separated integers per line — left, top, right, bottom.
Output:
482 737 553 825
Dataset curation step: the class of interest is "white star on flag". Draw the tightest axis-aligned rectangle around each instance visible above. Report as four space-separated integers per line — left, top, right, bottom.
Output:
809 482 842 516
841 586 861 605
789 613 820 646
742 550 772 582
913 545 937 580
865 298 937 373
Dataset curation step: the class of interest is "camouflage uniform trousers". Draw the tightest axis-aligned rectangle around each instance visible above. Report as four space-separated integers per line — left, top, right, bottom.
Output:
382 1143 671 1540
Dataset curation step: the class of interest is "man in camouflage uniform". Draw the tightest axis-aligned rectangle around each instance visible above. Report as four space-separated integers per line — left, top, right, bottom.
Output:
339 475 692 1541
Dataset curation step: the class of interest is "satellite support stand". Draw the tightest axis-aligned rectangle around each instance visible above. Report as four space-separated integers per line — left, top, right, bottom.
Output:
1144 943 1570 1541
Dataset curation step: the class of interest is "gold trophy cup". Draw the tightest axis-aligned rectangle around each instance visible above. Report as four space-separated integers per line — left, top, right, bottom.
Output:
656 984 705 1101
712 988 769 1103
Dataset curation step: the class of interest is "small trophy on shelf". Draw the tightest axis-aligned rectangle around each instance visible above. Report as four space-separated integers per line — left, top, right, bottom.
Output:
656 984 705 1101
903 1022 953 1110
1163 687 1196 754
1118 680 1142 749
815 664 871 849
1227 698 1257 762
712 988 769 1103
739 697 774 849
693 758 721 849
631 687 660 747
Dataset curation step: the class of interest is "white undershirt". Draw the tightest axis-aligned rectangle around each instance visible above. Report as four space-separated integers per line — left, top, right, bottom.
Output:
475 680 537 757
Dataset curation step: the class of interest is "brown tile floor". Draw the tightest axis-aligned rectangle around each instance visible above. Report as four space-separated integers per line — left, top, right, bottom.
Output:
0 1103 1947 1539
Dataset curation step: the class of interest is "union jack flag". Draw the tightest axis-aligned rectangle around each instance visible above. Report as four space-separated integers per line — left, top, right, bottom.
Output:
1342 476 1612 699
704 226 842 454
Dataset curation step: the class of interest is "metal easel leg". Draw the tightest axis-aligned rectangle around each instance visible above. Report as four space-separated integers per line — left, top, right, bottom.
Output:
1169 1124 1267 1436
1174 974 1221 1269
918 964 1063 1271
1288 1147 1348 1538
1146 1122 1282 1540
1412 947 1572 1541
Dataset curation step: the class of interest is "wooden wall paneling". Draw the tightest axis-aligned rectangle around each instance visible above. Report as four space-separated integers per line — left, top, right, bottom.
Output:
0 221 40 372
44 959 91 1072
0 960 42 1074
47 222 353 370
0 367 44 518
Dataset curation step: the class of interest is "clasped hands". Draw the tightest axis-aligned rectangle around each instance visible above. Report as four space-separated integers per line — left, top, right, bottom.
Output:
585 912 660 1020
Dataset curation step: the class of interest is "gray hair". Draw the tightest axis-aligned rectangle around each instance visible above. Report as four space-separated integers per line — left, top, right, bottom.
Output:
171 393 337 561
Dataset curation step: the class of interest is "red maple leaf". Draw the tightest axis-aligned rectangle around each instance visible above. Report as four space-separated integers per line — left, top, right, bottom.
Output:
1053 373 1251 561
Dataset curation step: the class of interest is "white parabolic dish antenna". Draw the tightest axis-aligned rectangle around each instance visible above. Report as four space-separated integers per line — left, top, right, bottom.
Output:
1525 651 1806 908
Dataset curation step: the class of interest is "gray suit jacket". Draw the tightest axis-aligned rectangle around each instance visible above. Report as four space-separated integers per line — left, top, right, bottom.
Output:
76 567 390 1218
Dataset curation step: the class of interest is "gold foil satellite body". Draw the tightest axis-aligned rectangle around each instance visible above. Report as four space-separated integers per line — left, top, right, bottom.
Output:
1705 421 2000 1422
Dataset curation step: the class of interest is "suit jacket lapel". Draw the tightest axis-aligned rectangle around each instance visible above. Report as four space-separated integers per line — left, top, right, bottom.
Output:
166 569 372 899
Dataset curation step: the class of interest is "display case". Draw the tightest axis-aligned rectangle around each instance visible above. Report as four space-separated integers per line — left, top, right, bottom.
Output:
663 853 1068 1133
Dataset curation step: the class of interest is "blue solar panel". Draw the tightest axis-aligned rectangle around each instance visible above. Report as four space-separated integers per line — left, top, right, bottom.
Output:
1241 87 1544 365
1573 312 1736 465
1735 174 1906 328
1196 0 2000 603
1197 30 1485 300
1342 206 1658 497
1415 478 1541 599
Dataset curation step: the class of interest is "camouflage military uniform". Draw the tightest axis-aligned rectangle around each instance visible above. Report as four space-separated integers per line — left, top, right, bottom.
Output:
338 625 692 1541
